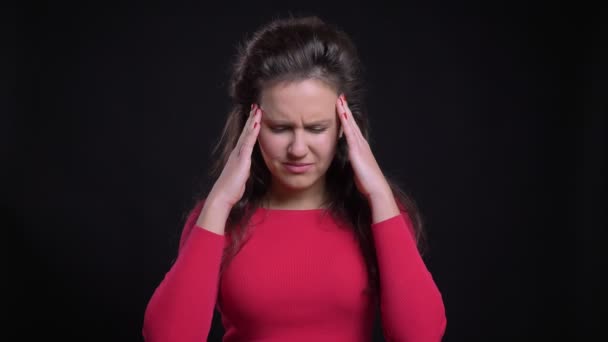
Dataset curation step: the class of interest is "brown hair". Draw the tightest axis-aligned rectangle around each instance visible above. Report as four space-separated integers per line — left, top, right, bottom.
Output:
192 15 426 306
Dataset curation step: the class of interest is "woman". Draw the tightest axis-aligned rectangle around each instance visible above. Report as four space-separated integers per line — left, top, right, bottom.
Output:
143 15 446 342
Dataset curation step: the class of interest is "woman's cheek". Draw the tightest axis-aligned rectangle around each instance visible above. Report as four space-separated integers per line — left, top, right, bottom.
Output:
318 132 337 150
258 133 282 159
257 131 271 152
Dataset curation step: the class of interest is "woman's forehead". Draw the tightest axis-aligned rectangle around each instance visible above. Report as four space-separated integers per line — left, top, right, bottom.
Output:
260 79 338 122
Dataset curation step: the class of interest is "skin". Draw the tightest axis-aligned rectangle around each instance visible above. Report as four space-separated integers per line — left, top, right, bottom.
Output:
257 79 343 210
198 78 399 234
256 77 399 222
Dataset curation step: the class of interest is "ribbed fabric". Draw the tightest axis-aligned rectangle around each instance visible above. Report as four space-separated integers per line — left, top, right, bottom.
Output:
143 200 446 342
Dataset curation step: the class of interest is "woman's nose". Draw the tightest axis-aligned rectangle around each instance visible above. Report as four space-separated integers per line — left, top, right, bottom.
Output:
287 130 308 158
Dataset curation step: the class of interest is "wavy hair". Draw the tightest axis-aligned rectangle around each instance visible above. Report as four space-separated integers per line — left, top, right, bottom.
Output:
192 15 426 305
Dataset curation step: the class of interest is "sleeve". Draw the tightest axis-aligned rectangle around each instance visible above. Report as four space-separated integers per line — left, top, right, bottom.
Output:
372 208 447 342
142 199 226 342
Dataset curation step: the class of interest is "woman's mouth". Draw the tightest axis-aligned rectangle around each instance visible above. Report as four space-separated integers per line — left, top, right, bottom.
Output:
283 163 313 174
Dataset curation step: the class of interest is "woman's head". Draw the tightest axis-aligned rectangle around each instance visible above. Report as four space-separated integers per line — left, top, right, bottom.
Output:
257 78 341 202
203 15 425 305
218 15 368 206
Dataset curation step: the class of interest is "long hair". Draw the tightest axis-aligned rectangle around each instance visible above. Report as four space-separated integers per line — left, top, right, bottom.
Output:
192 15 426 306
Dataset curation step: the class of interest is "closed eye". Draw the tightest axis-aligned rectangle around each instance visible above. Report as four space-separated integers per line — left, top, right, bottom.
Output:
270 126 327 133
270 127 289 133
309 127 327 133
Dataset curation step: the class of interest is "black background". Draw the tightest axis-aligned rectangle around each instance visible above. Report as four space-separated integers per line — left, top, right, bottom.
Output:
10 1 605 341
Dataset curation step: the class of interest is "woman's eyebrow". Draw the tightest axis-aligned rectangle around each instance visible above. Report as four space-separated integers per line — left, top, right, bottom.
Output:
266 119 332 125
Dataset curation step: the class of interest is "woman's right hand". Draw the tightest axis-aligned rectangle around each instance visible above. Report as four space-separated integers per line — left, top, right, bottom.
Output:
207 104 262 210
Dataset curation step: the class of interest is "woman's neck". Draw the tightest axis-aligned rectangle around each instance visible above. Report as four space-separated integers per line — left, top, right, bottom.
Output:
262 182 329 210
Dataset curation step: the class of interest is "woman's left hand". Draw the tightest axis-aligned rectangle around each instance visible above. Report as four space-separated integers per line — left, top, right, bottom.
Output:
336 94 391 201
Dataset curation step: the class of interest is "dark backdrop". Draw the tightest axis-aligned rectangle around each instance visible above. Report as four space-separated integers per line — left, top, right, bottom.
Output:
10 1 604 341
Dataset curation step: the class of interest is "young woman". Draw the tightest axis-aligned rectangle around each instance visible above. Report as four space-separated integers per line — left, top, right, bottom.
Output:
143 15 446 342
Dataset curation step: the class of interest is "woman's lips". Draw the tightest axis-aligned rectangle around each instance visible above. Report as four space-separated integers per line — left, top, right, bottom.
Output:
283 163 313 174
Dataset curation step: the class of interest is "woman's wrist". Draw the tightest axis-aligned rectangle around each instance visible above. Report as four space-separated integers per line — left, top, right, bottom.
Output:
368 188 400 224
195 195 232 235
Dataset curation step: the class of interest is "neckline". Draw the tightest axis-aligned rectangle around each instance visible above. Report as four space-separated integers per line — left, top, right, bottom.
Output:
258 207 327 212
255 207 332 221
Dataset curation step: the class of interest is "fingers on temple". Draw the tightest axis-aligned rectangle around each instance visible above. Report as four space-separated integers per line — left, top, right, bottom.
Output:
239 105 261 156
236 104 258 152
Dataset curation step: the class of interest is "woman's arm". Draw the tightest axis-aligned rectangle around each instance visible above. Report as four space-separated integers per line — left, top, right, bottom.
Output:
370 194 447 342
142 200 227 342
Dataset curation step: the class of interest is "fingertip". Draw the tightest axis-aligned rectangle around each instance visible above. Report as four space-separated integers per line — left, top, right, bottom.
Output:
250 103 258 116
336 106 344 120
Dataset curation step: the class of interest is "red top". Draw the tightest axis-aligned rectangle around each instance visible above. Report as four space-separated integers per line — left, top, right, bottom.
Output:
143 200 446 341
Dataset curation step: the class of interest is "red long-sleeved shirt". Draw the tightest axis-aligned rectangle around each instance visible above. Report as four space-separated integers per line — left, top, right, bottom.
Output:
143 200 446 341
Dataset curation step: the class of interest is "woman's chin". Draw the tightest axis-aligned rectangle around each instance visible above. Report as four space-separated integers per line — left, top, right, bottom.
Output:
278 179 313 191
273 174 318 191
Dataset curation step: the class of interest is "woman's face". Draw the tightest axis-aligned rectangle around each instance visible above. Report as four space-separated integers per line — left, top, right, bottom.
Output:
257 78 342 196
